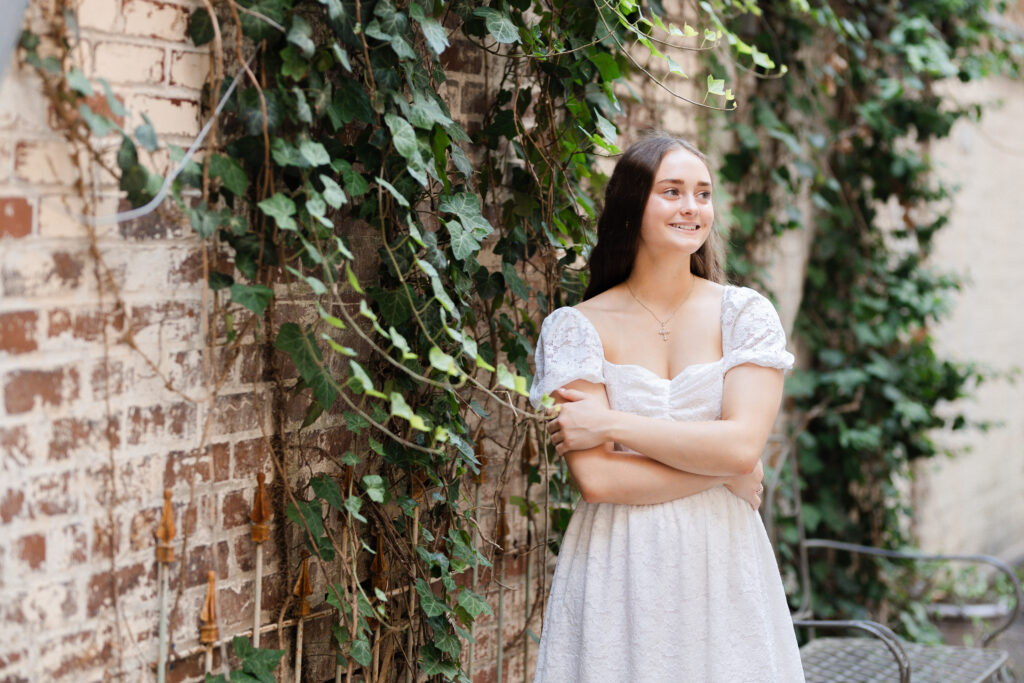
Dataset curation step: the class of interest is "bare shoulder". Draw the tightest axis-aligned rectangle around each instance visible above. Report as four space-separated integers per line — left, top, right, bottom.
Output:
573 286 630 330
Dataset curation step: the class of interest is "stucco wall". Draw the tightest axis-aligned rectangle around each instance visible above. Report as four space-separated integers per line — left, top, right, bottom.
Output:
911 75 1024 562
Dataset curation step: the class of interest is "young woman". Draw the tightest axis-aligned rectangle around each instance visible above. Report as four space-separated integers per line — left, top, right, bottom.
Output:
529 136 805 681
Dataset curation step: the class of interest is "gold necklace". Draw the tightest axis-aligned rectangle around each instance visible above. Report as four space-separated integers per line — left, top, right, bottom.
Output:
626 282 693 342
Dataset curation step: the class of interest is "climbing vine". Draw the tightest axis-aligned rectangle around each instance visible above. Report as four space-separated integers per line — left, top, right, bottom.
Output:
716 0 1021 636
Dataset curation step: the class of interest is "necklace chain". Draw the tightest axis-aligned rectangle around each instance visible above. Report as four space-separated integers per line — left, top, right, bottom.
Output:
626 282 693 342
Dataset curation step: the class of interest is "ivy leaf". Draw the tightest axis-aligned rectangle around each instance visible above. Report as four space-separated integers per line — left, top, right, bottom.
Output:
287 15 316 58
344 495 367 522
409 93 454 129
501 262 530 301
390 392 429 431
409 2 449 55
706 74 726 96
415 579 448 617
186 202 221 239
311 475 344 511
350 638 372 667
78 104 117 137
457 588 493 617
362 474 388 503
208 271 233 291
319 174 347 208
445 220 479 260
258 192 297 230
428 347 459 375
67 68 93 96
275 322 338 409
230 283 274 316
188 7 215 46
210 154 249 196
376 176 410 208
588 52 620 82
433 630 461 658
231 635 285 683
348 360 386 398
280 45 309 81
134 114 158 152
384 114 420 163
475 7 519 44
299 138 330 167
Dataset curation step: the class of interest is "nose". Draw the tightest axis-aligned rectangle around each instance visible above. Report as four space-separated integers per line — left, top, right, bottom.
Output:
678 193 698 215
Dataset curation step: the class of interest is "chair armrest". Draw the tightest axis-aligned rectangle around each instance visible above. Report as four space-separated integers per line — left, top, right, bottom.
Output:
794 618 910 683
804 538 1023 647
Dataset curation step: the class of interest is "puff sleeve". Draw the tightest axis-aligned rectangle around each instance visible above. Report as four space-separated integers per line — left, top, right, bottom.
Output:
529 307 606 409
722 287 795 373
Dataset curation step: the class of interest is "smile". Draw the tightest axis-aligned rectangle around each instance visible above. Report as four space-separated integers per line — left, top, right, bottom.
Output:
670 223 700 231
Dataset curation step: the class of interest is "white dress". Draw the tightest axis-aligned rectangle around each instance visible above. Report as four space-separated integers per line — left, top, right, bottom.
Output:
529 285 805 683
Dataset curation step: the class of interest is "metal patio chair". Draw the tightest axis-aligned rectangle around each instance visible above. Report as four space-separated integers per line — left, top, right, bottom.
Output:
762 438 1022 682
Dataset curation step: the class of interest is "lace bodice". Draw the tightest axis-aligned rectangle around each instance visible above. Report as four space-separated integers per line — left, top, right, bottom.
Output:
529 285 794 421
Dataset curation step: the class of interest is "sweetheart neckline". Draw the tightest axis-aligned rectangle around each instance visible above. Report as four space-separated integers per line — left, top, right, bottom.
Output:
561 286 732 383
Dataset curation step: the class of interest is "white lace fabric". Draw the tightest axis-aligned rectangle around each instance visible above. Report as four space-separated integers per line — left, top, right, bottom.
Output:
530 285 805 682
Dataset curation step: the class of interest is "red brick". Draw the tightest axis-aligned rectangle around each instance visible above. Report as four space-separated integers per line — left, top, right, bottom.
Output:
3 367 80 414
440 40 484 73
16 533 45 570
91 518 115 561
221 490 250 528
163 442 229 486
0 425 31 471
44 627 115 680
0 197 32 238
212 392 260 436
90 359 125 398
233 438 268 477
129 506 160 552
86 562 147 618
126 401 196 445
169 246 203 285
0 311 38 354
0 489 25 524
51 523 89 570
47 308 126 343
31 471 75 516
49 416 119 462
184 541 229 587
1 250 89 297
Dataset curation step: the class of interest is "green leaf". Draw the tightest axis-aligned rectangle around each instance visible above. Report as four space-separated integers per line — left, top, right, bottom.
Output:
376 177 410 207
362 474 388 503
231 283 274 316
390 392 429 431
280 45 309 80
501 262 530 301
78 104 117 137
707 74 726 96
67 68 93 96
188 8 215 46
344 495 366 522
415 578 448 617
287 15 316 57
445 220 479 260
258 193 297 230
428 347 459 375
588 52 620 82
208 271 233 291
350 637 372 666
320 174 347 208
210 154 249 195
384 114 420 162
299 138 330 167
274 322 338 409
410 2 449 55
311 475 344 511
348 360 385 398
475 7 519 44
134 114 158 152
458 588 492 617
433 630 461 658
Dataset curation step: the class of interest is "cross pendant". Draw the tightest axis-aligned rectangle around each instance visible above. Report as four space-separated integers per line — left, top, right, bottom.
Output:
658 325 669 342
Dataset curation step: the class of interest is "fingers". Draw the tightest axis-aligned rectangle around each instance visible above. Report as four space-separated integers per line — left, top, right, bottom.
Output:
553 388 585 402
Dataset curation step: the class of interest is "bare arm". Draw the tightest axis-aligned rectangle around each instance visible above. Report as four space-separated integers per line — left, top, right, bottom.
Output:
551 378 763 507
550 364 785 477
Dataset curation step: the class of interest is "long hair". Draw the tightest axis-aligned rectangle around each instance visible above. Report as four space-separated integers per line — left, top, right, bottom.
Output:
582 136 724 300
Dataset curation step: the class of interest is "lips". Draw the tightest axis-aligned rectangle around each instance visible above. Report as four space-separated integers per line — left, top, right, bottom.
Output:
670 223 700 231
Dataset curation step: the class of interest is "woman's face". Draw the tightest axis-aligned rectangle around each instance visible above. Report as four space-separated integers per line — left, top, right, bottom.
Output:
637 147 714 259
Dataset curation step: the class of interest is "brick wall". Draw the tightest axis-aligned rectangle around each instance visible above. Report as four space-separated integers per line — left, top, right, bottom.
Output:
0 1 554 682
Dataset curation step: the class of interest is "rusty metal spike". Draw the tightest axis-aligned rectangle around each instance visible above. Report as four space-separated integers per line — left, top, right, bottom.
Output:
155 489 175 563
494 497 509 556
250 472 272 543
293 555 312 617
199 570 219 644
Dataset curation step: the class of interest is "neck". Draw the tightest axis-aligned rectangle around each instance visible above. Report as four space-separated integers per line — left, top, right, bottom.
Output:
626 250 697 312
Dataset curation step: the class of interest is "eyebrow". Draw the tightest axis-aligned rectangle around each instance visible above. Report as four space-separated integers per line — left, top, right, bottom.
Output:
656 179 712 187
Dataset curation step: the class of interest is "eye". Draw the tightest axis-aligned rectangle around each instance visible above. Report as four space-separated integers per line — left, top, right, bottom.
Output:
698 191 712 200
663 188 679 197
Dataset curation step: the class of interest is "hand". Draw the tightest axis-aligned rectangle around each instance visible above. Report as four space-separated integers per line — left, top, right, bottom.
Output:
723 458 764 510
546 388 611 455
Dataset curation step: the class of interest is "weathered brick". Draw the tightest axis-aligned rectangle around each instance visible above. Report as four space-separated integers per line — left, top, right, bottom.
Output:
128 505 160 552
14 140 79 186
0 311 38 353
0 489 26 524
0 425 32 472
123 0 189 41
233 437 269 477
184 541 229 587
117 198 186 240
440 41 483 73
76 0 122 32
124 94 199 137
93 42 166 85
164 441 230 488
169 50 210 90
50 523 89 571
1 249 89 298
0 197 33 238
128 299 200 347
87 562 148 618
47 307 125 343
3 367 80 414
90 359 125 399
15 533 45 571
168 245 203 285
221 490 250 528
212 392 264 436
31 471 76 517
43 627 115 680
127 401 196 445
